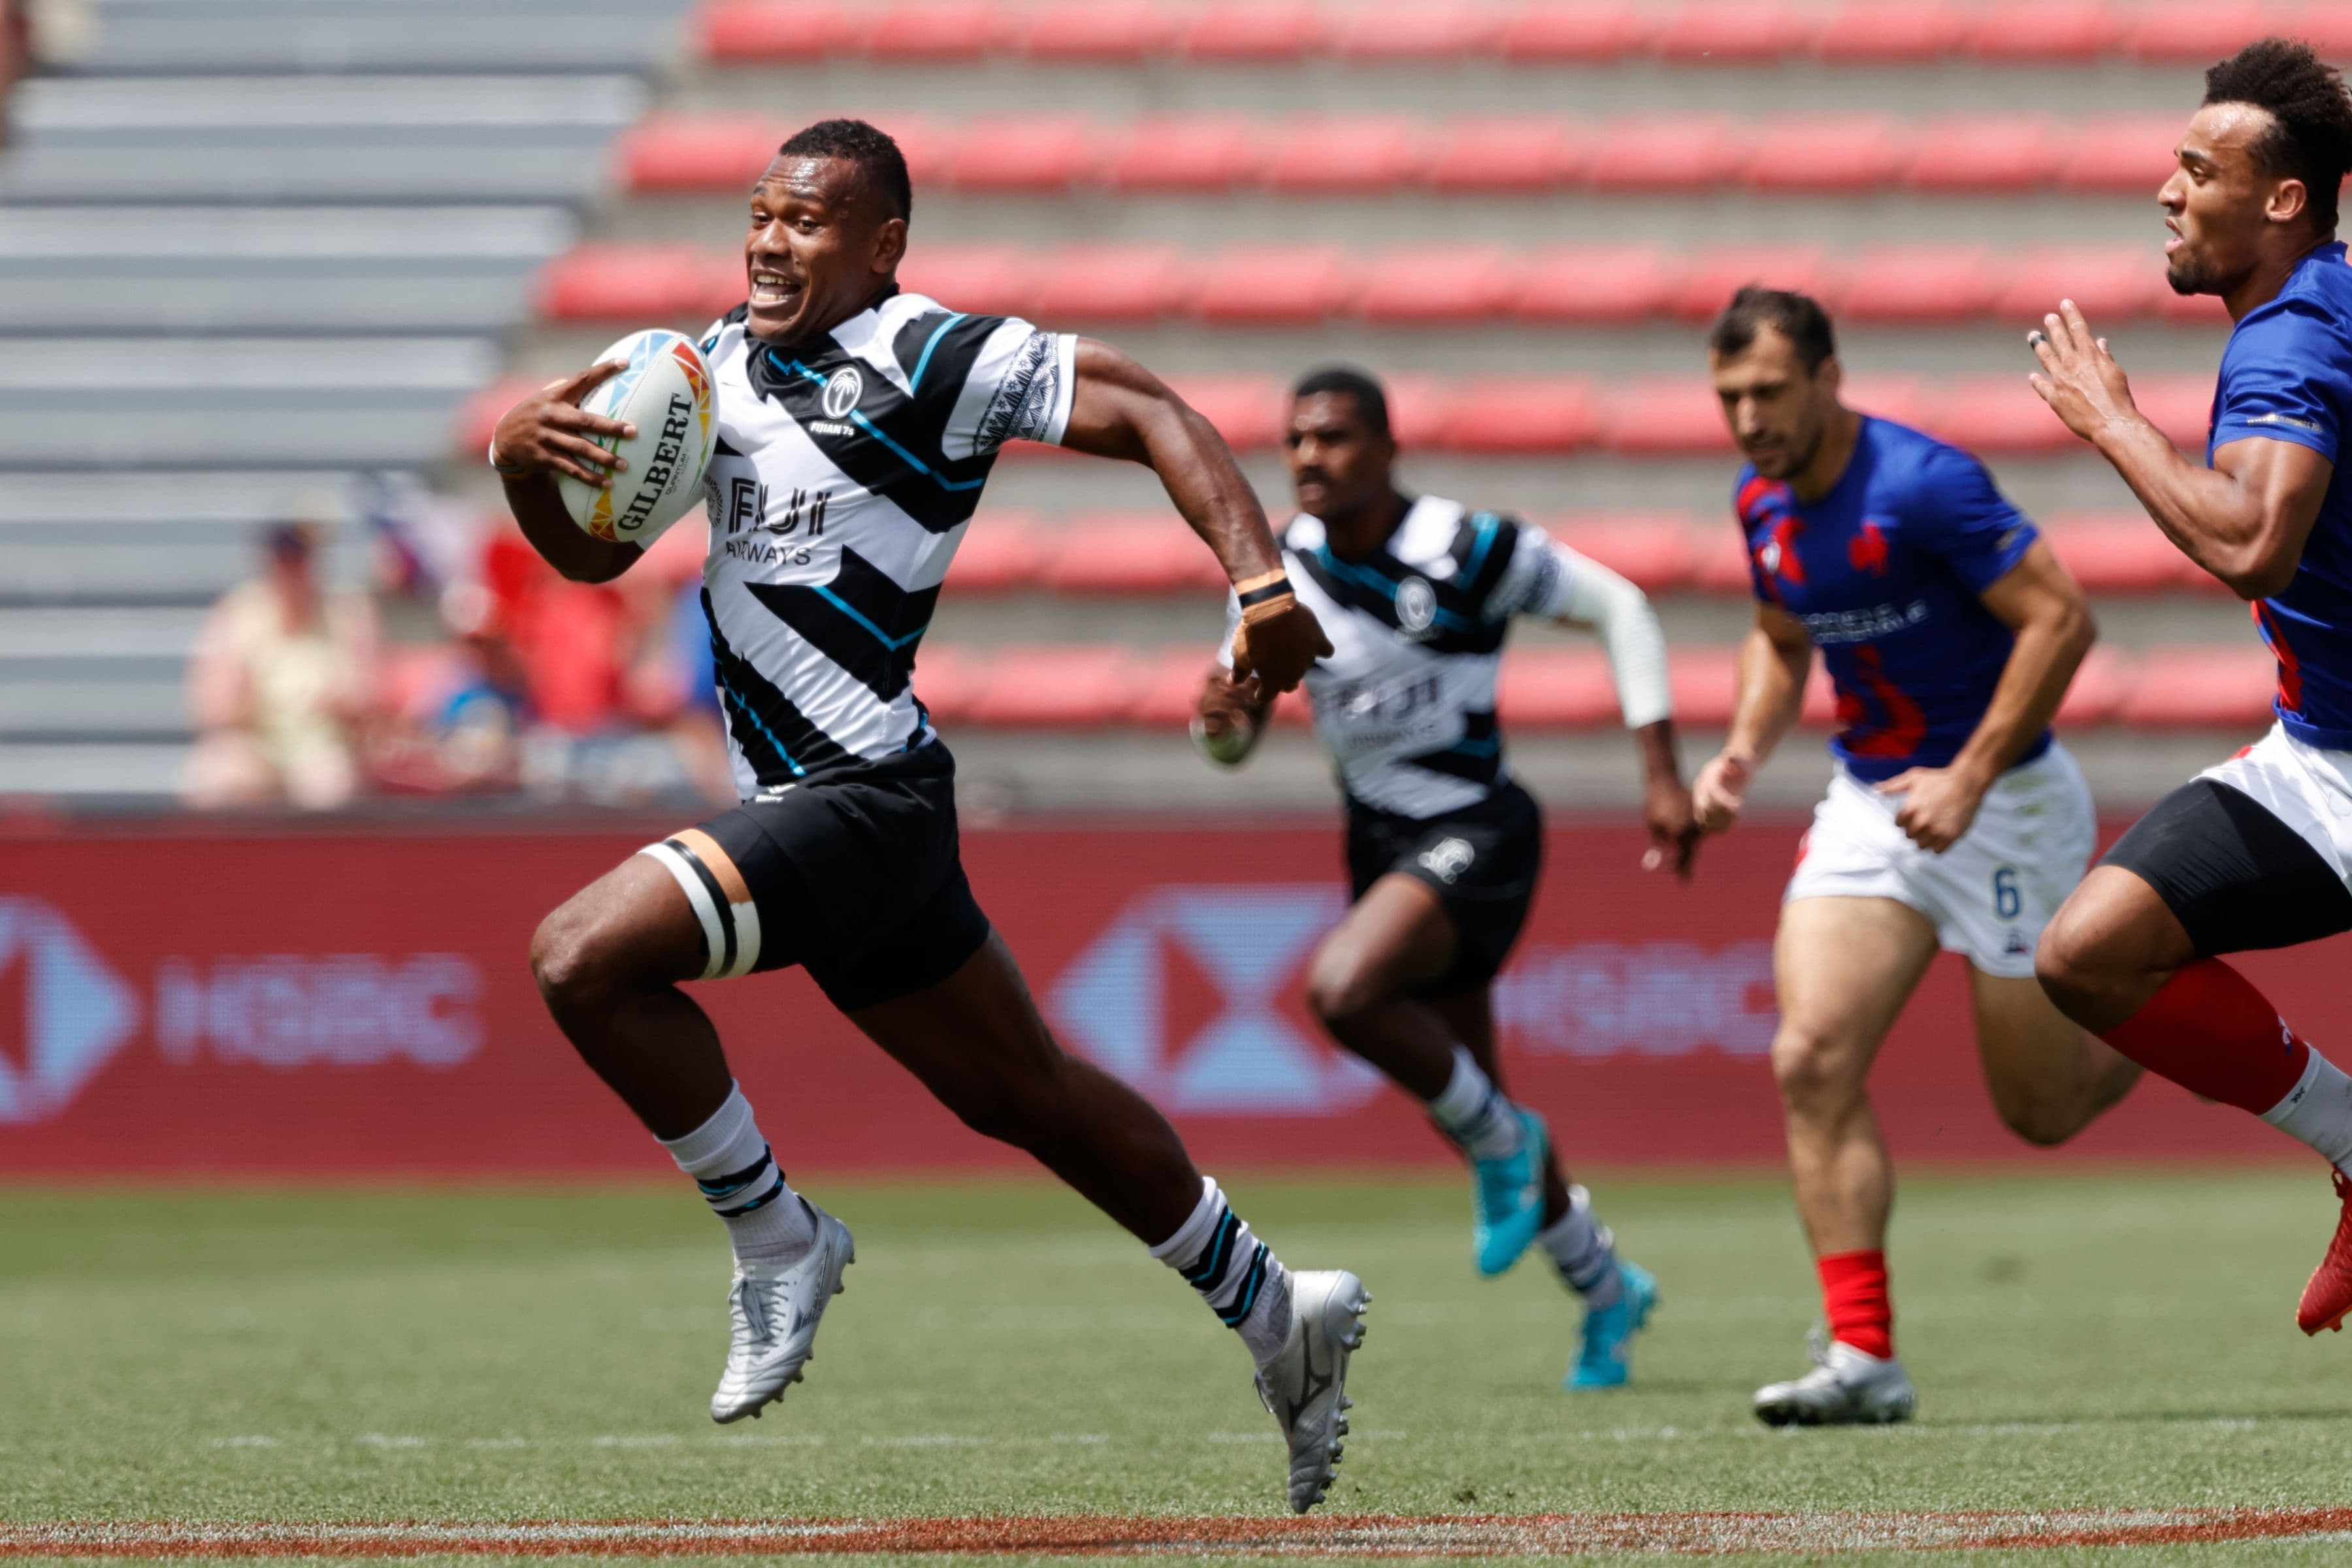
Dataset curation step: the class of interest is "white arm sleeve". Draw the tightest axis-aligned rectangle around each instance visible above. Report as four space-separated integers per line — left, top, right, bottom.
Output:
1530 539 1673 731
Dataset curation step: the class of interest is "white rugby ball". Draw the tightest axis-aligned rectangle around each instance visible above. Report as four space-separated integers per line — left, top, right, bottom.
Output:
557 328 720 547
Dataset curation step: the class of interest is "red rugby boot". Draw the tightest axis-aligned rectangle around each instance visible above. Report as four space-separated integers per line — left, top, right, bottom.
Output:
2296 1173 2352 1335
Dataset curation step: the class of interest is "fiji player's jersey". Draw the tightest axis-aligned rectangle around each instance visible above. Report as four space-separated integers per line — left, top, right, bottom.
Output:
2208 240 2352 749
1737 417 2042 783
695 291 1074 796
1269 497 1575 818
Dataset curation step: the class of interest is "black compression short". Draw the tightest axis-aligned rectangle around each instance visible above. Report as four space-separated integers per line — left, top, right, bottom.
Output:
2099 777 2352 956
1345 781 1543 996
651 741 992 1012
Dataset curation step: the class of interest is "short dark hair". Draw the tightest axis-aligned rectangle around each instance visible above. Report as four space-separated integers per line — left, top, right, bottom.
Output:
2204 37 2352 234
1708 287 1837 373
776 118 911 221
1292 366 1391 440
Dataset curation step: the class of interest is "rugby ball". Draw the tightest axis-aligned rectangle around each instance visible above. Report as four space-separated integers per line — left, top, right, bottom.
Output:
557 329 720 547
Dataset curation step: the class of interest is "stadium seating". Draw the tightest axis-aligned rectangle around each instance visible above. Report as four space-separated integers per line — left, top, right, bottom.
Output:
613 110 2264 197
689 0 2352 65
538 240 2220 326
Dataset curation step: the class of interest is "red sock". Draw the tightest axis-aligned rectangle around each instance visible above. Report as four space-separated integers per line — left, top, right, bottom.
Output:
1818 1249 1893 1360
2098 959 2310 1115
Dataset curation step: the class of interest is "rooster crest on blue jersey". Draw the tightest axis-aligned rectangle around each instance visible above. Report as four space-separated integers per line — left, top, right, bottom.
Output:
1735 416 2045 783
693 292 1076 796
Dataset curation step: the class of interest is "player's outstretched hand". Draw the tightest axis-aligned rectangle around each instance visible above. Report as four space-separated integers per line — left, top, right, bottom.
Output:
1874 763 1988 854
1232 598 1333 697
1691 749 1753 836
1641 776 1703 879
491 362 637 488
2027 300 2141 448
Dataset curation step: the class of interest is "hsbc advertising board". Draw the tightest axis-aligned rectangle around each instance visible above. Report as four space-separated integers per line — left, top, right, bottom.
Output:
0 819 2330 1174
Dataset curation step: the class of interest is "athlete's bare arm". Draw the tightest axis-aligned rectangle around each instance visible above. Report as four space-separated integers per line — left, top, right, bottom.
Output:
2030 299 2332 597
1874 540 2095 853
493 361 646 585
1061 339 1330 693
1693 605 1812 834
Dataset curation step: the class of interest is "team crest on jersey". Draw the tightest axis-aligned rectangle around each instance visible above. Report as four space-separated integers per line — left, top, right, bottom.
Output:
822 367 863 419
1396 575 1439 636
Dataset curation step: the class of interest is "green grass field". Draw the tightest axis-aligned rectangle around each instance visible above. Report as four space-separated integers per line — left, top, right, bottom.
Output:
7 1169 2352 1564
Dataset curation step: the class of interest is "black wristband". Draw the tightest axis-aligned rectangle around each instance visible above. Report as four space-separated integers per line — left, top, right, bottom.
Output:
1235 576 1293 611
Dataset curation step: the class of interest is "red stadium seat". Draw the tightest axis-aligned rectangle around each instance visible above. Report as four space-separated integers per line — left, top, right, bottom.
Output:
2058 115 2187 193
1933 376 2076 454
1965 0 2121 61
1495 1 1646 60
2134 374 2219 449
896 245 1039 318
2115 646 2277 728
1194 247 1358 324
2123 1 2270 60
1584 115 1737 190
944 116 1096 191
534 246 711 321
1359 247 1522 324
1032 244 1194 323
1265 116 1428 193
1496 648 1619 728
1812 0 1967 62
1164 376 1284 449
2042 516 2204 593
1021 0 1177 60
863 0 1005 59
1425 117 1576 193
1129 648 1222 728
1102 115 1265 191
695 253 750 316
1334 1 1502 59
941 512 1047 592
2054 645 2134 725
1671 246 1831 319
1514 246 1679 323
1603 379 1733 455
966 646 1141 728
1546 516 1699 592
1439 378 1600 454
1382 376 1458 446
452 378 540 461
1995 247 2166 323
1652 0 1812 62
1181 0 1327 59
696 0 864 61
1036 515 1228 595
1690 520 1758 594
2153 288 2232 325
1744 115 1908 192
616 114 786 193
906 644 985 721
1669 646 1742 728
1838 246 1999 323
2291 2 2352 58
1904 116 2063 191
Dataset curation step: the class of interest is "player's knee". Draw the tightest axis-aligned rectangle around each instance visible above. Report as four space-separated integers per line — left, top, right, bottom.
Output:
1304 951 1386 1030
530 902 625 1020
1769 1026 1863 1114
2032 904 2112 1024
1990 1087 2084 1147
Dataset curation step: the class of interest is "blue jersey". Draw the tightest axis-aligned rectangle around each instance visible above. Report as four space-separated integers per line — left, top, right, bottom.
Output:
2208 240 2352 749
1736 417 2042 783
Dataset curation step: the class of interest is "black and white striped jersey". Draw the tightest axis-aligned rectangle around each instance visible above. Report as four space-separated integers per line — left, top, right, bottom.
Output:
694 290 1075 796
1245 497 1581 819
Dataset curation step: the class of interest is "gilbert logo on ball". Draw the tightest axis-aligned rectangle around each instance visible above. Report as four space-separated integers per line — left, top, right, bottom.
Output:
557 329 721 546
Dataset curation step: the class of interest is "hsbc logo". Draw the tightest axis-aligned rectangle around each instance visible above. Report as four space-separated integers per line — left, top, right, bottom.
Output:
1051 885 1380 1116
0 898 139 1125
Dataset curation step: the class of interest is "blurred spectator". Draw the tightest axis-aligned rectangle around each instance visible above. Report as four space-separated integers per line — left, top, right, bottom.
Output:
1 2 94 137
183 522 382 811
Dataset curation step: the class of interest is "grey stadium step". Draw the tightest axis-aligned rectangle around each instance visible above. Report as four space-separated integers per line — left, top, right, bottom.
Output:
0 744 191 799
0 206 576 261
0 338 498 392
0 272 538 336
0 140 617 205
0 681 190 740
60 0 692 77
10 74 646 132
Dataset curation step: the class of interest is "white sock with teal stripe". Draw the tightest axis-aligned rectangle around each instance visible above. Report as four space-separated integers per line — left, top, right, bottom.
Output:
1539 1184 1622 1309
1428 1046 1523 1161
660 1083 817 1270
1152 1177 1293 1367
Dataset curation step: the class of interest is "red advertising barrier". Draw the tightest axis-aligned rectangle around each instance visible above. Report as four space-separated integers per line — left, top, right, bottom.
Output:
0 817 2336 1175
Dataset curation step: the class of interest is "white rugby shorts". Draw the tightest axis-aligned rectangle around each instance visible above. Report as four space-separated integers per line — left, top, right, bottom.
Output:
1784 742 2095 978
2197 721 2352 881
